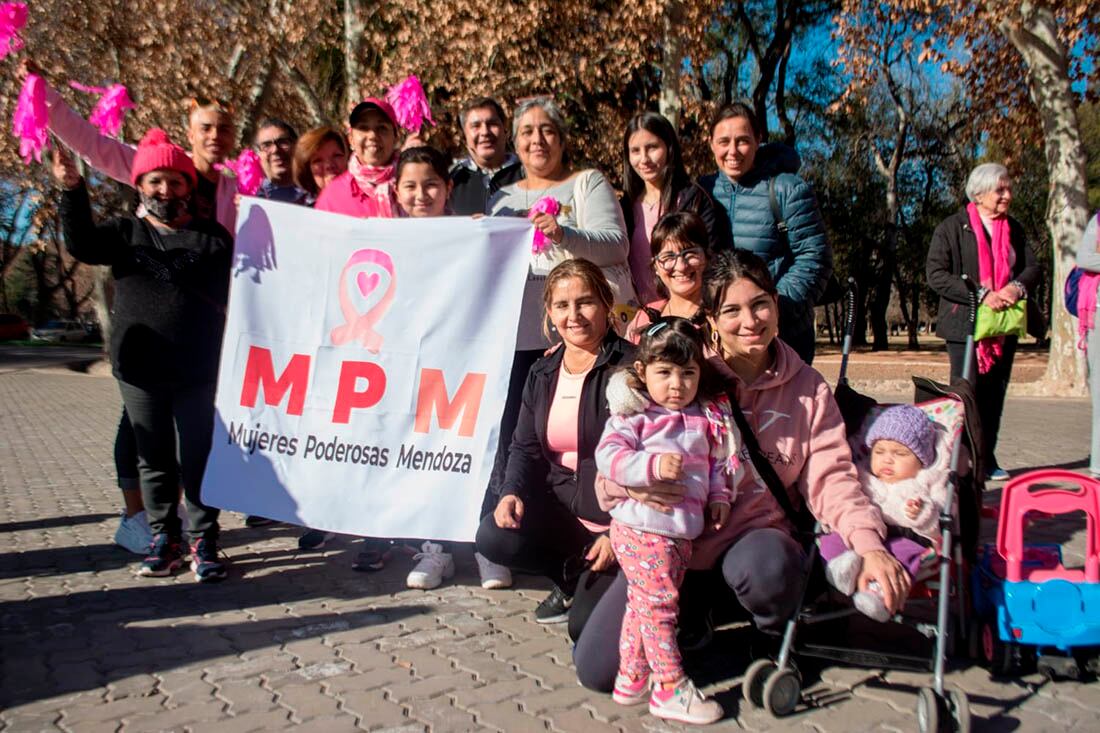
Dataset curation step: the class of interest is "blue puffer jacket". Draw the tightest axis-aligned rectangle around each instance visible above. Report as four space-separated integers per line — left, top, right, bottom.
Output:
699 144 831 351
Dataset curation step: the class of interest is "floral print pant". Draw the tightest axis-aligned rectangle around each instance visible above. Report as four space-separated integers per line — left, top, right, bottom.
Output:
611 521 692 683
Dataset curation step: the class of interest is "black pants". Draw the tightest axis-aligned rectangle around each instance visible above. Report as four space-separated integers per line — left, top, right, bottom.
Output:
946 336 1016 470
572 526 805 691
118 380 219 542
114 408 139 491
475 490 618 638
479 348 544 518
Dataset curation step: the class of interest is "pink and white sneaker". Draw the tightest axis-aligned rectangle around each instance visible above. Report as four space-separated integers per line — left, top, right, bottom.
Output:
612 672 650 706
649 677 723 725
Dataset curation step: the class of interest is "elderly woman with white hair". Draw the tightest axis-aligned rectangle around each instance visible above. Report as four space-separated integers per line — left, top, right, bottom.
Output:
926 162 1041 481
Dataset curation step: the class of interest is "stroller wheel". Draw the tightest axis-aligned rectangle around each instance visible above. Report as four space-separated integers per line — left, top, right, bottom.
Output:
742 659 776 708
916 687 948 733
949 688 971 733
763 668 801 717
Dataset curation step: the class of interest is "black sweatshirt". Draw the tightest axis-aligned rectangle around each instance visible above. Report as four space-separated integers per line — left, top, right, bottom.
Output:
60 184 234 388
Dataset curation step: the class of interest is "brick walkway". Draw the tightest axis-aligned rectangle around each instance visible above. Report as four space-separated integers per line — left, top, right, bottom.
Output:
0 368 1096 732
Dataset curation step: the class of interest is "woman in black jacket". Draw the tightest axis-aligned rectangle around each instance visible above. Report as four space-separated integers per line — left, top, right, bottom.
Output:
926 162 1041 481
621 112 727 305
476 259 635 634
54 130 233 582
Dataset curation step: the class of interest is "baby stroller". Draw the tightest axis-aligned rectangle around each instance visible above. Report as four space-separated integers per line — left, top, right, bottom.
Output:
741 278 983 733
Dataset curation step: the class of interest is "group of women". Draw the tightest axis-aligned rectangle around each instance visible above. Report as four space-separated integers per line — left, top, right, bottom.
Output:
33 58 1057 711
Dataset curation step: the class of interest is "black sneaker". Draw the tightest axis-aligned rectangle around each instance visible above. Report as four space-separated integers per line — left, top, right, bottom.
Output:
299 528 336 551
244 515 277 527
678 609 715 652
190 537 228 582
535 586 573 624
138 533 184 577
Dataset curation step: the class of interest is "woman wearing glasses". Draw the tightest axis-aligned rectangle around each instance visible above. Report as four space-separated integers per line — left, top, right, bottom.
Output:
621 112 727 305
625 212 713 344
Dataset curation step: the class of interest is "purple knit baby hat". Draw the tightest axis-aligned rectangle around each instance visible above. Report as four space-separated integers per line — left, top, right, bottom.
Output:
865 404 936 467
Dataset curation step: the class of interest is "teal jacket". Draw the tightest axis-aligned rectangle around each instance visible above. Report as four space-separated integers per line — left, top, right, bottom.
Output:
699 144 831 347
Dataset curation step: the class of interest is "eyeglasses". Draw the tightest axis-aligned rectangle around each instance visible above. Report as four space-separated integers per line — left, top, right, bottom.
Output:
257 137 295 152
654 248 704 271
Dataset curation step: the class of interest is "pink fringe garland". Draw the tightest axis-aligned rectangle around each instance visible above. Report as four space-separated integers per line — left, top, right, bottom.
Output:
217 149 264 195
528 196 561 254
385 75 435 132
69 81 134 138
12 72 47 164
0 2 27 60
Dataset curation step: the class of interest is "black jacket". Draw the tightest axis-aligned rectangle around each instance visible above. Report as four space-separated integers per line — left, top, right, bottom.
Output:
620 181 731 255
926 208 1042 342
500 331 636 525
449 158 525 216
60 184 233 388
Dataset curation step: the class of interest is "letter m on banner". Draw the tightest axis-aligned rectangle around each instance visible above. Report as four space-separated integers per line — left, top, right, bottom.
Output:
240 346 311 415
414 369 486 438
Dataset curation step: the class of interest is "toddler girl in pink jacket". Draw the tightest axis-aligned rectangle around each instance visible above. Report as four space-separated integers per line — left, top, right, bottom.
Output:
819 404 947 621
595 318 741 725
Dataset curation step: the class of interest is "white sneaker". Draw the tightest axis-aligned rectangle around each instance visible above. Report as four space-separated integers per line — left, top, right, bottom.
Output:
476 552 512 589
406 541 454 589
114 511 153 555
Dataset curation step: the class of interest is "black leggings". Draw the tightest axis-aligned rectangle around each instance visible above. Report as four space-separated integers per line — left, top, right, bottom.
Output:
114 408 140 491
118 380 219 542
572 526 805 691
475 490 619 639
479 349 543 518
946 336 1016 470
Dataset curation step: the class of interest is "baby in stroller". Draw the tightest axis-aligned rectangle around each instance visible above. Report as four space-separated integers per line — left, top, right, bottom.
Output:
818 405 948 621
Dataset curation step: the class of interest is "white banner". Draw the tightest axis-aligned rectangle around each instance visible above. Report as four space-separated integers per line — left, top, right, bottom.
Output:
201 199 533 541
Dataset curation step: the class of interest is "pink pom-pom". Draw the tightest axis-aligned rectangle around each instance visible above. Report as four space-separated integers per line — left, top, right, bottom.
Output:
12 72 47 164
527 196 561 254
385 75 435 133
217 149 264 195
0 3 27 60
69 81 134 138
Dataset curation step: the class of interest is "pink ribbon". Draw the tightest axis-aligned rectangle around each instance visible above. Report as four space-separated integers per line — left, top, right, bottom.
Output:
69 81 134 138
385 75 435 133
528 196 561 254
331 249 397 353
12 72 47 164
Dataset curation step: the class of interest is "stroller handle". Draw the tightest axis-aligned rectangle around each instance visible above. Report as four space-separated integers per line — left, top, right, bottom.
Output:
838 278 858 385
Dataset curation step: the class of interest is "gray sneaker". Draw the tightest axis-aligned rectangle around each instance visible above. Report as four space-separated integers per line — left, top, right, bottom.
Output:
648 677 723 725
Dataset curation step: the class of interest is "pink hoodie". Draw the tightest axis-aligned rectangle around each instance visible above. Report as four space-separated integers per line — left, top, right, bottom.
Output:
43 86 239 233
597 339 886 570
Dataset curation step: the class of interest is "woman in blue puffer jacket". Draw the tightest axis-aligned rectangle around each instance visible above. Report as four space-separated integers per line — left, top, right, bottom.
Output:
698 102 831 364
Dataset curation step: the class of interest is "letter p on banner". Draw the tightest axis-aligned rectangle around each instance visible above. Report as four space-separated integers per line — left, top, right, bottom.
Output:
414 369 486 438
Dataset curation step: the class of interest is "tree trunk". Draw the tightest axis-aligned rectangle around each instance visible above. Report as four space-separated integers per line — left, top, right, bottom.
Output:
1002 2 1089 395
238 63 276 150
279 58 326 127
344 0 364 112
657 1 683 128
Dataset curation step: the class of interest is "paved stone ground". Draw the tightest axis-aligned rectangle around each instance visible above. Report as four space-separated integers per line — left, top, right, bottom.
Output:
1 367 1097 732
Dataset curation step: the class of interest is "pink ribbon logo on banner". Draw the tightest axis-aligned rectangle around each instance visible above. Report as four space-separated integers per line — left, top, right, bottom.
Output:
330 248 396 352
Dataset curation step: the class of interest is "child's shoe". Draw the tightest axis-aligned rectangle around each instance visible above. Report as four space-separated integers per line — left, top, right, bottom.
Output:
190 537 228 583
406 541 455 589
824 549 862 595
612 672 650 706
138 533 184 577
115 511 153 555
852 580 891 622
649 677 723 725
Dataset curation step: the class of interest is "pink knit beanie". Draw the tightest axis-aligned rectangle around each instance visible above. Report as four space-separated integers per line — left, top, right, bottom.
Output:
130 128 197 187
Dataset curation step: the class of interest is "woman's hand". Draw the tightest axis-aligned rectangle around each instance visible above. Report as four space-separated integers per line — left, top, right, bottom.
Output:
996 284 1022 306
857 550 911 614
981 289 1008 311
586 535 616 572
530 212 563 245
493 495 524 529
51 146 81 189
625 481 687 515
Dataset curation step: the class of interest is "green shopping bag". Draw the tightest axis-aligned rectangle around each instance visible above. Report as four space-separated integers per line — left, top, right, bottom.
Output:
974 299 1027 341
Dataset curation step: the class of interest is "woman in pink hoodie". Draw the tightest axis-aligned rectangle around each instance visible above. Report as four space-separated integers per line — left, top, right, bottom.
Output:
574 249 907 691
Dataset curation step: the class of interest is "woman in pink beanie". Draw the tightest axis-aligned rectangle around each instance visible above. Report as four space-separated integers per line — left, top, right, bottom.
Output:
52 129 234 584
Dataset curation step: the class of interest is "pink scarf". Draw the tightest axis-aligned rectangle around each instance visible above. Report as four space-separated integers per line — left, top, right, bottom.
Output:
348 153 397 218
967 202 1014 374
